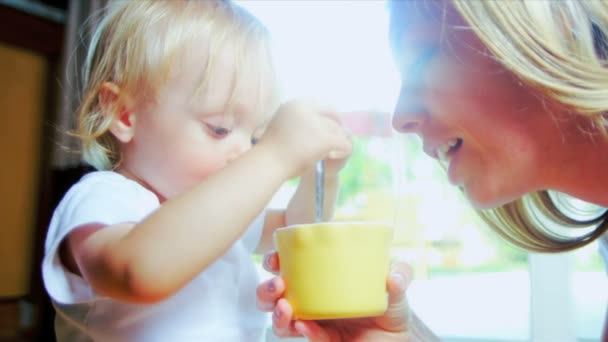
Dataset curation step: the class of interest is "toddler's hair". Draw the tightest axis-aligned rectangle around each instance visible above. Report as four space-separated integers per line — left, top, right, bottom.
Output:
76 0 277 170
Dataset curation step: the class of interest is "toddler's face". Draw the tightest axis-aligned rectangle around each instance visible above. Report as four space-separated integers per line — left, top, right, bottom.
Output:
118 44 277 201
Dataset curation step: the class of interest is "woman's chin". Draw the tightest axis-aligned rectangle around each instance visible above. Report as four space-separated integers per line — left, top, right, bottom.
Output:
464 187 514 210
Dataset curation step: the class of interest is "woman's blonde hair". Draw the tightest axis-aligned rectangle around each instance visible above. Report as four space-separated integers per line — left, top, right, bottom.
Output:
76 0 277 170
392 0 608 252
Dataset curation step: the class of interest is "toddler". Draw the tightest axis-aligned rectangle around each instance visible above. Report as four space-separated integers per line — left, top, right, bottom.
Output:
42 1 351 341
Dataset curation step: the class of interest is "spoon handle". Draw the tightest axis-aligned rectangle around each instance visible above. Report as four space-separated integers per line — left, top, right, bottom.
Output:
315 160 325 222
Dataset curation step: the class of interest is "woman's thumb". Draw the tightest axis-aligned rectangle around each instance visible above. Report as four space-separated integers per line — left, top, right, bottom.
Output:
295 321 332 342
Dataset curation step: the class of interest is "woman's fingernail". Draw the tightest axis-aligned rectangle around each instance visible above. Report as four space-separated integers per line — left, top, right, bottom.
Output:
273 307 281 319
392 273 406 290
267 281 276 293
295 321 308 337
263 254 272 269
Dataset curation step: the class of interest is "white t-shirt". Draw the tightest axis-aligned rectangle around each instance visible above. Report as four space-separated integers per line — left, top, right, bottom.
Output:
42 171 269 342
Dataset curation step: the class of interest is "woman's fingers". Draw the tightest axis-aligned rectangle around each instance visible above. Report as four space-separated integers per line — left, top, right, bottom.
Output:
263 251 280 274
256 276 285 311
379 260 413 332
294 320 332 342
257 252 282 311
272 298 303 338
387 260 412 302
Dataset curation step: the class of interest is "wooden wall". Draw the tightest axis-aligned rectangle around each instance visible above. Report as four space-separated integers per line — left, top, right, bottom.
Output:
0 3 65 340
0 43 47 297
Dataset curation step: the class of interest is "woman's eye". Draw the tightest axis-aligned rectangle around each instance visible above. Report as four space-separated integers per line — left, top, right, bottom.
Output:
405 47 439 84
206 124 230 138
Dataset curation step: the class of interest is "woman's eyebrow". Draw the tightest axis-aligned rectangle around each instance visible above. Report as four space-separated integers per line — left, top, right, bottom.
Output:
403 47 440 81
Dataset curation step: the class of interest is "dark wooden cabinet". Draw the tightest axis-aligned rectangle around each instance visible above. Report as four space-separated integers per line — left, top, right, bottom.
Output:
0 3 66 341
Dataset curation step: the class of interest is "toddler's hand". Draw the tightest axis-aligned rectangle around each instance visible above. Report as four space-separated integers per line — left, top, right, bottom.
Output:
321 136 352 177
258 100 352 179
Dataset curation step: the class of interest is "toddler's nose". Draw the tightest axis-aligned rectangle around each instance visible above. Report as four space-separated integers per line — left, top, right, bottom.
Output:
226 134 252 163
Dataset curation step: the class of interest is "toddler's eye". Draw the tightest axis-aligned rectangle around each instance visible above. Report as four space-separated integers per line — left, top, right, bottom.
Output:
251 136 259 145
206 124 231 138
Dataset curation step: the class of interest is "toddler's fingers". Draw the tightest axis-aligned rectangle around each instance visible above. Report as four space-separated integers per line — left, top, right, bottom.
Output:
320 110 343 125
326 127 353 160
263 251 280 274
256 277 285 311
272 298 302 338
327 146 352 160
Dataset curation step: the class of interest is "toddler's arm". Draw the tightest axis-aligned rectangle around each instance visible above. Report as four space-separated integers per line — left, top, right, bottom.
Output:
65 100 352 304
255 169 344 254
256 113 351 254
67 145 290 303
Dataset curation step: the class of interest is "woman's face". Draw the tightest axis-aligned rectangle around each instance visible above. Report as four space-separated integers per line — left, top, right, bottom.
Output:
390 1 567 209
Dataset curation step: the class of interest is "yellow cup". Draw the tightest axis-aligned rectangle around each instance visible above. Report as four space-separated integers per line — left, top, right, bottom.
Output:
273 222 393 320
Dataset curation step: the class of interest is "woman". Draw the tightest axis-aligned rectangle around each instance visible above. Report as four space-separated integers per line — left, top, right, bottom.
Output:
257 0 608 340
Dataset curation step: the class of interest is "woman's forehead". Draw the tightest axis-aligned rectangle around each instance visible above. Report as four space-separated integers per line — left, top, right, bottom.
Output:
389 0 465 53
389 0 446 32
389 2 444 56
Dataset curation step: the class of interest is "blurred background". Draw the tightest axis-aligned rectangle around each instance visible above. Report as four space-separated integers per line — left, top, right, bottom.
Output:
0 0 605 341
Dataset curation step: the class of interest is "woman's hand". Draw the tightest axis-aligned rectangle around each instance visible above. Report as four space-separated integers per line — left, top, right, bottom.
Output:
256 252 413 342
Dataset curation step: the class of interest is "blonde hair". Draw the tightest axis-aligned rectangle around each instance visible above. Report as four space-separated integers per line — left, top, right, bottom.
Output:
452 1 608 252
391 0 608 252
76 0 277 170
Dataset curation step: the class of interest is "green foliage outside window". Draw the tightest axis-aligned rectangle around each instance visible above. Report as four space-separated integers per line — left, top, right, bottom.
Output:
278 135 601 275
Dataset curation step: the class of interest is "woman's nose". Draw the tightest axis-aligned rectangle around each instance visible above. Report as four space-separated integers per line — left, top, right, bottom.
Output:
392 86 427 134
392 47 438 134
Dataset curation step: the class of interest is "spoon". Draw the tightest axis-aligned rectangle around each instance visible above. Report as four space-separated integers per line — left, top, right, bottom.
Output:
315 160 325 222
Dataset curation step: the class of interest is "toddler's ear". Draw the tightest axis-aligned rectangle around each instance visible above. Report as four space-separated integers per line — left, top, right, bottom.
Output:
99 82 136 143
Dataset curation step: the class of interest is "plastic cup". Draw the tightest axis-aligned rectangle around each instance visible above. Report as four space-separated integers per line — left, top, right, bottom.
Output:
273 222 393 320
